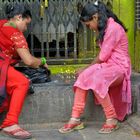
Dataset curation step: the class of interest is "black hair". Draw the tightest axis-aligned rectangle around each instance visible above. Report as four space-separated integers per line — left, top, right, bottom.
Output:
80 1 127 43
5 3 32 19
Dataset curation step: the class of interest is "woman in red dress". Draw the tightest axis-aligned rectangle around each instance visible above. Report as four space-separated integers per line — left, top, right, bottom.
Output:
0 3 48 139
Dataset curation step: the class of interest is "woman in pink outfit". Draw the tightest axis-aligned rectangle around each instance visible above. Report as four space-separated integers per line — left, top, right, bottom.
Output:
59 1 131 134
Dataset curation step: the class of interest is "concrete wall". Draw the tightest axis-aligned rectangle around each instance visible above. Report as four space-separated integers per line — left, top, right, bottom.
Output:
19 81 104 124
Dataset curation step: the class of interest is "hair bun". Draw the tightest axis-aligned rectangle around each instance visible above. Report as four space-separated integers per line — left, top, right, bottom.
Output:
5 4 14 15
5 2 31 19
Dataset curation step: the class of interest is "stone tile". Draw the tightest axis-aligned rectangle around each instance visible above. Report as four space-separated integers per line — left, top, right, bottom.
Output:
127 114 140 132
0 121 139 140
0 133 17 140
0 130 83 140
79 122 140 140
30 130 83 140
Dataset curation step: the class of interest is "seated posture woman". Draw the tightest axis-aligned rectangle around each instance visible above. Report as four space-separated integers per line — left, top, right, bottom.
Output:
59 1 131 134
0 3 48 139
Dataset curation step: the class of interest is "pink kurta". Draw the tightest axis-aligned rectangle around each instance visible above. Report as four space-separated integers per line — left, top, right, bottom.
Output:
74 18 131 121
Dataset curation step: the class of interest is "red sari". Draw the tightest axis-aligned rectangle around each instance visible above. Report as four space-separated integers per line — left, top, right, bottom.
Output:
0 20 29 127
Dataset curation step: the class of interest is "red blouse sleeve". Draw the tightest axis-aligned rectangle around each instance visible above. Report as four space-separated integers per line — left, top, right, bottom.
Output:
10 32 29 49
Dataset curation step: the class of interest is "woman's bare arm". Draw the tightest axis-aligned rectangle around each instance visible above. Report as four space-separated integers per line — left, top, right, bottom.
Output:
16 48 47 68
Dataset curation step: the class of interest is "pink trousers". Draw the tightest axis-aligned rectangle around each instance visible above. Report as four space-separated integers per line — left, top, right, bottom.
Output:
71 87 117 119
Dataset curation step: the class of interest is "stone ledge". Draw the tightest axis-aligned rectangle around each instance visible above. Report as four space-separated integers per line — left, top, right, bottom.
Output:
1 72 140 125
19 81 104 124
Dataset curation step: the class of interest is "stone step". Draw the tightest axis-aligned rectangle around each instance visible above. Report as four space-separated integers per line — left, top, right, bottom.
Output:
20 81 105 124
16 72 140 124
1 73 140 125
0 121 139 140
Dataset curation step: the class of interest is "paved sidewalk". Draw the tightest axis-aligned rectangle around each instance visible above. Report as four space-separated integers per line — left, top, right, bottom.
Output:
0 121 139 140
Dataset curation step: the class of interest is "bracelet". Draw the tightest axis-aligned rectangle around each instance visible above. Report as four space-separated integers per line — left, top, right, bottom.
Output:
41 57 47 65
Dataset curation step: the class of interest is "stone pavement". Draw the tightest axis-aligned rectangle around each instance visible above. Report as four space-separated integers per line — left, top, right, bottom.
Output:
0 121 140 140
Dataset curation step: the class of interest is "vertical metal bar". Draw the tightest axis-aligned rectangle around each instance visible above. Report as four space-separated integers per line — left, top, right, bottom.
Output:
40 0 44 57
56 0 60 58
63 1 68 59
31 32 34 55
0 0 2 18
65 31 68 58
30 0 34 55
46 32 50 59
40 0 45 57
56 30 60 58
45 0 49 59
41 21 44 57
74 31 77 59
74 0 78 59
136 0 140 29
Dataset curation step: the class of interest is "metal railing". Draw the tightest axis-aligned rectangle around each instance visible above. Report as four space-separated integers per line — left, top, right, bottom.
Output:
136 0 140 29
0 0 113 64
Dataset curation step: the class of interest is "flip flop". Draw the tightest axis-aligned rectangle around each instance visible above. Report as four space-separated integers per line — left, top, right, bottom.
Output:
99 123 119 134
1 128 32 139
59 122 84 134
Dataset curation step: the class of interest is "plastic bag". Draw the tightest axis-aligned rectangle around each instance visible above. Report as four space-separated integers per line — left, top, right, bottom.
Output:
15 67 51 94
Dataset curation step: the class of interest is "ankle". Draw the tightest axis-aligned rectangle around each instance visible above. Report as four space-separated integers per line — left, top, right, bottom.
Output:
3 124 19 131
106 118 118 125
69 118 80 124
70 117 80 121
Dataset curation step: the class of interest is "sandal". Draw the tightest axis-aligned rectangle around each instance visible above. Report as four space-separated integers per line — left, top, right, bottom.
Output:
59 122 84 134
1 127 32 139
99 123 119 134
